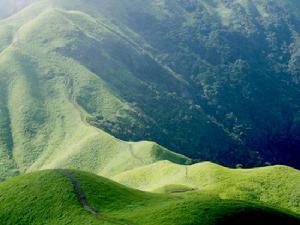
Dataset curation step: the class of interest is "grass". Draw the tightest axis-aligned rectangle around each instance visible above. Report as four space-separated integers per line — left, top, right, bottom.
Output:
0 4 299 225
113 161 300 214
1 0 299 181
153 184 197 194
0 170 299 225
0 170 103 225
0 6 189 180
0 0 246 182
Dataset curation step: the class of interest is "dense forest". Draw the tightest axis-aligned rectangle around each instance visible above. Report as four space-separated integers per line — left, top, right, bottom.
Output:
0 0 300 170
80 0 300 168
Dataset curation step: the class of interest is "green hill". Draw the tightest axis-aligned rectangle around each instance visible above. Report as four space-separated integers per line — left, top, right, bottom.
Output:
0 170 299 225
0 2 299 224
0 0 195 181
113 161 300 214
1 0 300 175
0 1 189 180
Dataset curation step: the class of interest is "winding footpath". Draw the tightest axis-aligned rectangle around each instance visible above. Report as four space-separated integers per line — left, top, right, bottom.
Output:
127 144 146 165
60 170 133 225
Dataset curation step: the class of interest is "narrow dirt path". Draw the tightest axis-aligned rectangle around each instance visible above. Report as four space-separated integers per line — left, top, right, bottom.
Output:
60 170 134 225
64 77 88 125
127 144 145 165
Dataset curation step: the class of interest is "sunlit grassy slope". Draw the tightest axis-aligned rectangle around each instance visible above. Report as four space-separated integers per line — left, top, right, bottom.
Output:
0 170 299 225
113 161 300 214
0 3 190 181
1 0 300 182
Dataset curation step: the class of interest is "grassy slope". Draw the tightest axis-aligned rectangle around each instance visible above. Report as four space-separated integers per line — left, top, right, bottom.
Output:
113 161 300 214
1 0 244 182
0 170 105 225
55 0 300 169
0 4 189 180
0 4 299 223
0 0 264 175
0 170 299 225
1 0 299 181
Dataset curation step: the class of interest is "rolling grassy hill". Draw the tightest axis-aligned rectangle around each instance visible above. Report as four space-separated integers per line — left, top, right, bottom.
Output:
0 0 194 181
1 0 300 177
0 170 299 225
0 2 299 224
113 161 300 214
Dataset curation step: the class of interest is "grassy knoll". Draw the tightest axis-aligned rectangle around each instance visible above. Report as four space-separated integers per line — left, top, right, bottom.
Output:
0 170 299 225
113 161 300 214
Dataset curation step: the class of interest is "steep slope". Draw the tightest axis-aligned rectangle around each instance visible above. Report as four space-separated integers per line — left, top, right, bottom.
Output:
48 0 257 167
73 0 300 168
0 2 195 182
17 0 300 168
1 0 300 178
113 161 300 214
0 5 189 181
0 170 299 225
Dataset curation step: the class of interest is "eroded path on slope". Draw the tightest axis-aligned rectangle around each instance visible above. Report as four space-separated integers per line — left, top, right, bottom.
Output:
60 170 133 225
127 144 146 165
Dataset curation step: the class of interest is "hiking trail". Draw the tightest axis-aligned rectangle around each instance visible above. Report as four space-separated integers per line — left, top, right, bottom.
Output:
60 170 133 225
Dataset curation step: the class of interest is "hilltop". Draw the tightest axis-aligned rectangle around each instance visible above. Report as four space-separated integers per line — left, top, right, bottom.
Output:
113 161 300 214
0 170 299 225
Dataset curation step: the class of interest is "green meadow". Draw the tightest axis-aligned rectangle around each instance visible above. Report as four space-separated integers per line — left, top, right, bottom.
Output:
114 161 300 214
0 170 299 225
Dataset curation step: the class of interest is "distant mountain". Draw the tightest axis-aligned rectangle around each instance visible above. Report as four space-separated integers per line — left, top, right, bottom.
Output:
0 0 300 180
0 169 299 225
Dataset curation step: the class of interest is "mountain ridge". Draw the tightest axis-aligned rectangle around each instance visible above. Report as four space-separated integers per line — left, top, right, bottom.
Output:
113 160 300 214
1 0 300 182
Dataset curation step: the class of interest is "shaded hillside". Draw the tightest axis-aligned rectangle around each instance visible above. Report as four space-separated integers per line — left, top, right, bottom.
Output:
45 0 300 168
0 0 300 173
79 0 300 168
